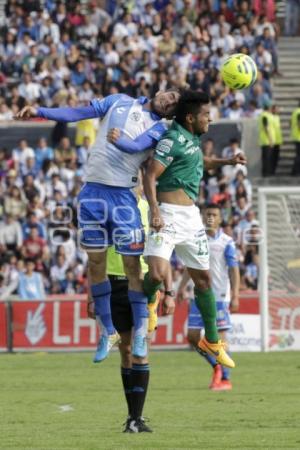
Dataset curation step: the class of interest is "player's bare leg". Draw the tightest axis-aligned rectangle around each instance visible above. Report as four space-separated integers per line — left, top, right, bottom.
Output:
122 255 149 359
187 267 235 368
143 256 173 331
87 250 120 362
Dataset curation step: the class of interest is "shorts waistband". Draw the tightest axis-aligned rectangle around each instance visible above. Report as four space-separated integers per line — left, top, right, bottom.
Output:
108 274 128 281
158 202 197 210
85 182 131 191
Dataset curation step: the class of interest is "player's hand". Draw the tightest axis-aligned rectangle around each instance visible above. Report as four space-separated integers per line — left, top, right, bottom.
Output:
15 106 38 120
87 301 96 320
107 128 121 144
230 296 239 313
162 295 175 315
150 206 164 231
230 153 247 166
176 288 186 304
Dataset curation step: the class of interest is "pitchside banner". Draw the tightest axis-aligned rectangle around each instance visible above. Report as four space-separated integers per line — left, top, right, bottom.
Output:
9 295 260 352
0 302 8 352
268 296 300 351
7 293 300 352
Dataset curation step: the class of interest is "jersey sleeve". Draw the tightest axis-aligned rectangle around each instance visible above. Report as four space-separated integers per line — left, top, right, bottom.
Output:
37 105 98 122
90 94 124 118
114 122 167 154
224 241 239 268
153 134 178 168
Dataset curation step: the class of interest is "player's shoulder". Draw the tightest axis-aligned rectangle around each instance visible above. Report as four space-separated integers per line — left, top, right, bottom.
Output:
218 231 235 247
156 124 187 152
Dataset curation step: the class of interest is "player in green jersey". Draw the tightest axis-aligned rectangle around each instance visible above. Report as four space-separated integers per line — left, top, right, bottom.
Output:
143 90 246 368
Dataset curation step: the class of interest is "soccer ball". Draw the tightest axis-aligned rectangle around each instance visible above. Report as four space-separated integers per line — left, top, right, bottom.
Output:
220 53 257 90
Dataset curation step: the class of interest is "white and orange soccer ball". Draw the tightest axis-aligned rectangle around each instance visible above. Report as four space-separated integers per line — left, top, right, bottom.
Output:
220 53 258 90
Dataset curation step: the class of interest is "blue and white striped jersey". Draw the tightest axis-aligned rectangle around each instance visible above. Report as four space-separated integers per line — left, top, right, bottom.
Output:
84 94 167 187
208 230 238 303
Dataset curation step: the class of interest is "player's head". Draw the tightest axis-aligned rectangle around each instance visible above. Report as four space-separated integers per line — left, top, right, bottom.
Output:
174 90 211 135
151 89 181 118
204 203 222 232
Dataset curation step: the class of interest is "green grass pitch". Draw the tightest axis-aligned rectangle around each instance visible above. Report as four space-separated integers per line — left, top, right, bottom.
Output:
1 351 300 450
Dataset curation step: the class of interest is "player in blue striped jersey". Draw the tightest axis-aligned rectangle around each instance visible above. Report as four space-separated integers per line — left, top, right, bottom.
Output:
17 90 180 362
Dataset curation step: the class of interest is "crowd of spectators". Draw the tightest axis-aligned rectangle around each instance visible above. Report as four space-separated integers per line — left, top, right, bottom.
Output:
0 133 259 299
0 0 273 299
0 0 279 120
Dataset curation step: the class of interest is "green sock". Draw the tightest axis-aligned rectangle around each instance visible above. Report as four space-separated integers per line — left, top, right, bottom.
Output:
194 287 218 343
143 272 162 304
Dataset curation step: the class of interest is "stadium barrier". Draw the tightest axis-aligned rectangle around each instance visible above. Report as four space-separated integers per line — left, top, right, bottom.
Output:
0 293 262 353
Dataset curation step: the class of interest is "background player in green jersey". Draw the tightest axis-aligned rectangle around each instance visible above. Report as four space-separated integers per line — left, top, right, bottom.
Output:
143 90 246 368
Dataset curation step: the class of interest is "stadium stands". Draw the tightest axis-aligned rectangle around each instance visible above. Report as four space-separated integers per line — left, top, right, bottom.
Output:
0 0 278 298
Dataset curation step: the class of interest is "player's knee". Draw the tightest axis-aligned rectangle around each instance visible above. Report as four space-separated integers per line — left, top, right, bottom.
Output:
148 268 164 285
122 256 141 281
193 273 211 291
88 253 106 280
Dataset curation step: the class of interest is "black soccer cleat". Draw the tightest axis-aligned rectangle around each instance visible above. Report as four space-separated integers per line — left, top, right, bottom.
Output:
126 417 153 433
123 416 132 433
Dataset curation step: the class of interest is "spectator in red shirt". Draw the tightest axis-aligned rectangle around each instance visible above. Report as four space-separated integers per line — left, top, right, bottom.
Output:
22 225 49 270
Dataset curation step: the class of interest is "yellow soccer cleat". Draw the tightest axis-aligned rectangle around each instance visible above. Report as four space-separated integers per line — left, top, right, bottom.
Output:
198 337 235 369
147 291 160 332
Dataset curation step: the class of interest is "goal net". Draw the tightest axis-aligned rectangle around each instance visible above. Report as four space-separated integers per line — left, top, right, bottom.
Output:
258 187 300 351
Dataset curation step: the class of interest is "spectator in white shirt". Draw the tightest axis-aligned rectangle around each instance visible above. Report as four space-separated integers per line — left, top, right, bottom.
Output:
102 42 120 66
0 215 23 255
18 72 41 102
50 254 69 283
12 139 35 173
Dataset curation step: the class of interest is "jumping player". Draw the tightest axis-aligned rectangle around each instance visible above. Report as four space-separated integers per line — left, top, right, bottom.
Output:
16 90 180 362
143 90 246 368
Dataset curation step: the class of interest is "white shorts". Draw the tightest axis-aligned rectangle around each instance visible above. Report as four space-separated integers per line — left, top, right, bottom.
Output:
144 203 210 270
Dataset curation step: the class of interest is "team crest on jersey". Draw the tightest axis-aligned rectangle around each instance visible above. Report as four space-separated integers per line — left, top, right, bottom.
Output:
130 112 141 121
156 138 173 153
178 134 185 143
116 107 125 114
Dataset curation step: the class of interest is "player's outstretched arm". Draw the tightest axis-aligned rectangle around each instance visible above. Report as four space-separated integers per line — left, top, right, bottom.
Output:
15 105 98 122
15 106 38 119
204 153 247 170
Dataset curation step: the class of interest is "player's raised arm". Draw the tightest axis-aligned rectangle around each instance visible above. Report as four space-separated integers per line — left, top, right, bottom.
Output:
143 158 166 231
15 94 123 122
204 153 247 170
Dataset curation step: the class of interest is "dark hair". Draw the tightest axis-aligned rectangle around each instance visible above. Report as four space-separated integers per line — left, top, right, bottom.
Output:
206 203 221 210
175 90 210 126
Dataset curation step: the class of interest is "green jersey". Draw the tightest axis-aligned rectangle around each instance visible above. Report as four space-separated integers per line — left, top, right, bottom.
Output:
154 121 203 201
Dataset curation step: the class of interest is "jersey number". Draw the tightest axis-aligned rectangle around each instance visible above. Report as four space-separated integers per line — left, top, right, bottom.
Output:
197 237 209 256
